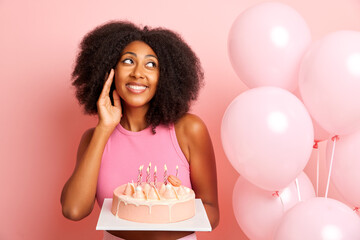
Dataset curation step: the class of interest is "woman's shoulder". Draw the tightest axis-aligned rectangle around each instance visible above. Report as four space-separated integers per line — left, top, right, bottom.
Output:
174 113 208 139
174 113 208 162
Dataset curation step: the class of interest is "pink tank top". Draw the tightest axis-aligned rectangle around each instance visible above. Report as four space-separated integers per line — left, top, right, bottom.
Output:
96 123 191 207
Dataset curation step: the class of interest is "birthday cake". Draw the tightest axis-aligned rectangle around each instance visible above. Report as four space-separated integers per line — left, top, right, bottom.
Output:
111 165 196 223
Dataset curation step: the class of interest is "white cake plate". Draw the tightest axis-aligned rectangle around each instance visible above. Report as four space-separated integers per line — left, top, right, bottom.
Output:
96 198 211 231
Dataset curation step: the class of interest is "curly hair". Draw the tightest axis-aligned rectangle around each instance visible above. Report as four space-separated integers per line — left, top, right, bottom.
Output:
72 20 204 132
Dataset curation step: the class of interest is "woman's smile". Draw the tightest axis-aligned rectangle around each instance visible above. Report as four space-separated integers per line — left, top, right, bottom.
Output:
126 83 148 94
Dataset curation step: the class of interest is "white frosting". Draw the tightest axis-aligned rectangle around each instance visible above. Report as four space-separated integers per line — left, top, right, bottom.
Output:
114 183 195 217
117 187 194 206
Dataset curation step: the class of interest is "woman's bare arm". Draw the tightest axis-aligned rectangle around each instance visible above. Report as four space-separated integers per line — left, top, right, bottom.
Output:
61 69 122 220
61 126 113 220
175 113 220 229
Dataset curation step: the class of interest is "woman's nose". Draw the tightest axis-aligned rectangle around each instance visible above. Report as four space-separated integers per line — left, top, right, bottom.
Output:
130 64 144 79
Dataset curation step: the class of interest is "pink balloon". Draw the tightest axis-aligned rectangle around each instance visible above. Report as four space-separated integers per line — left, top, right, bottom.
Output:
326 130 360 208
293 88 331 142
312 119 331 143
275 197 360 240
299 31 360 135
233 172 315 240
228 2 311 91
221 87 314 190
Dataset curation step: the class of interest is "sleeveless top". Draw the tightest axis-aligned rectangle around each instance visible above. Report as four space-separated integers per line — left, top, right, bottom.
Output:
96 123 191 207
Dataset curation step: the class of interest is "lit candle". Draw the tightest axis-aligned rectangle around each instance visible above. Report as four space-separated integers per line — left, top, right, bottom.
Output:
176 165 179 178
146 166 150 184
148 162 151 184
154 166 157 186
137 165 144 186
164 164 168 184
140 165 144 181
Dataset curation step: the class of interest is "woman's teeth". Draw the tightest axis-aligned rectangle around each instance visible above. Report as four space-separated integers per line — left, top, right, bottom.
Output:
127 84 147 90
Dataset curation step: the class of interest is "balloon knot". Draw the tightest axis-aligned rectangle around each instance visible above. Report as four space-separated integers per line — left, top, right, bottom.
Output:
331 135 339 141
353 207 359 212
313 141 319 149
272 191 279 197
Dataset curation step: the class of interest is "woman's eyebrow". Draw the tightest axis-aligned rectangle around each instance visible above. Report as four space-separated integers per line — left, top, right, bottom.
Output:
122 52 158 59
146 54 158 59
122 51 136 57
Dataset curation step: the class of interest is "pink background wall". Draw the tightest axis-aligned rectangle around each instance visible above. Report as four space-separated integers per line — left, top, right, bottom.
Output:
1 0 360 239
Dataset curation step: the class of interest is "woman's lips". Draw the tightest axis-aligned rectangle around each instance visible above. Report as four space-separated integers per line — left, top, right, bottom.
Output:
126 83 147 93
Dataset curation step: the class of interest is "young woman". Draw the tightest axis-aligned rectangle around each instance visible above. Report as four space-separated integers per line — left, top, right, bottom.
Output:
61 21 219 240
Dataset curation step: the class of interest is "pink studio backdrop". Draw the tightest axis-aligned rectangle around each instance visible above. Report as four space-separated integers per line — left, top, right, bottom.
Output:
1 0 359 239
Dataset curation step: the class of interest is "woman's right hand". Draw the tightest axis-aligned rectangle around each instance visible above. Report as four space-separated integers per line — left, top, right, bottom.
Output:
97 69 122 130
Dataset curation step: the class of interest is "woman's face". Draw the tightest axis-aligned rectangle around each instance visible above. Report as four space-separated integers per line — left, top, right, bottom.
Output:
114 41 159 110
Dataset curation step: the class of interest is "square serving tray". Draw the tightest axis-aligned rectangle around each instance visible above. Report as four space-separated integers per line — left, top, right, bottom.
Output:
96 198 211 231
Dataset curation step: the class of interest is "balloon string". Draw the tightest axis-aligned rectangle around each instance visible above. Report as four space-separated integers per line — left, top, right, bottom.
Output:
325 136 339 198
295 178 302 202
279 195 284 212
279 193 285 213
316 146 320 197
313 141 319 197
273 191 285 213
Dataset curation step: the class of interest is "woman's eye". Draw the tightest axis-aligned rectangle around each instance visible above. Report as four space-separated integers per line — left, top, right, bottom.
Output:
146 62 157 68
122 59 133 64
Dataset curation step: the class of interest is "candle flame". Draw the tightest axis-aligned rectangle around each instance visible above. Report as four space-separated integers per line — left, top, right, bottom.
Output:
164 164 167 171
154 166 157 173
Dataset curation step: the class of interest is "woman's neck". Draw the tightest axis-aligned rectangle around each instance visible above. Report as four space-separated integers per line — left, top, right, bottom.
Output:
120 105 149 132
